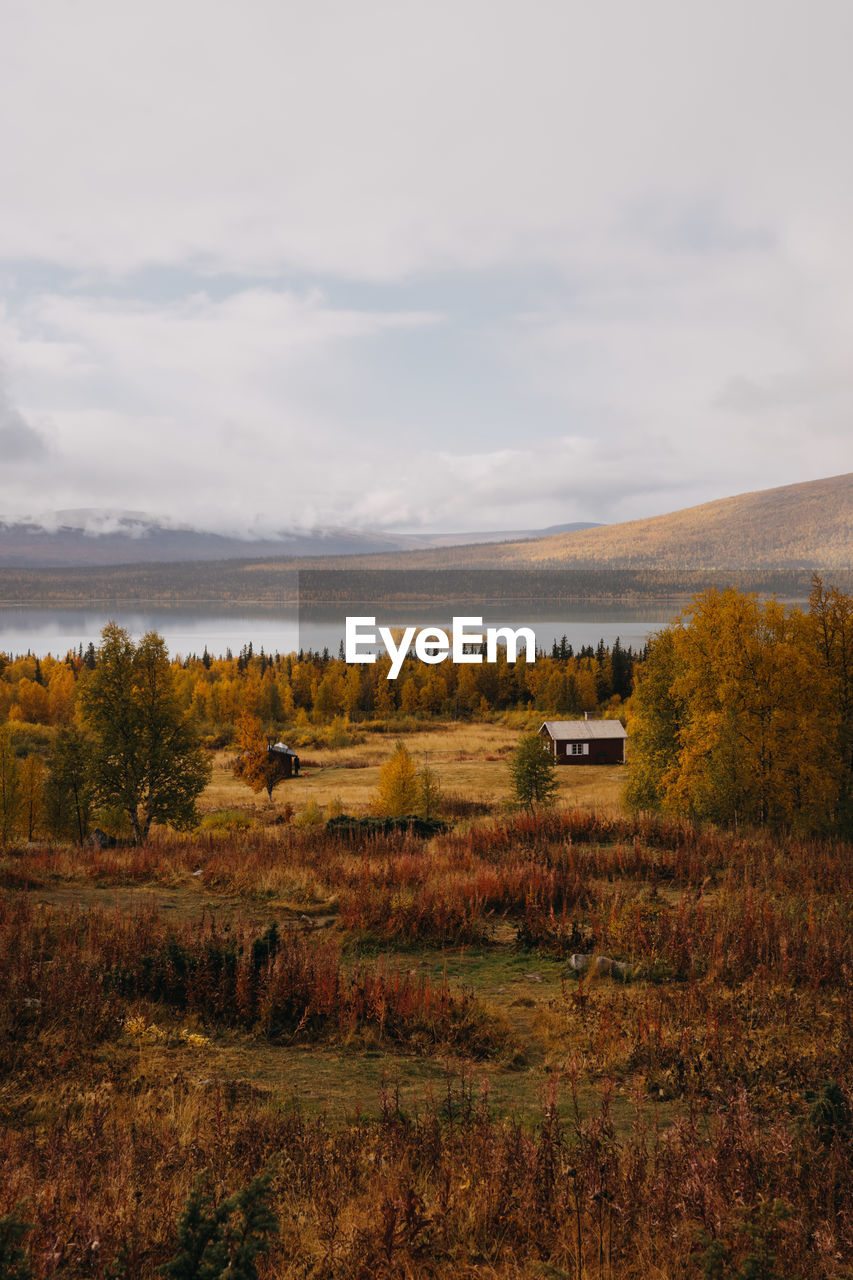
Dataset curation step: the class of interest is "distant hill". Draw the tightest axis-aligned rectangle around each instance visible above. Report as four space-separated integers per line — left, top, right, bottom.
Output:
0 476 848 605
0 510 600 569
486 473 853 569
280 473 852 572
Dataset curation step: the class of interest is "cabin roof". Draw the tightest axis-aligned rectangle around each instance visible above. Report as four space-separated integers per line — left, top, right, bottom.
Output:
540 719 627 741
270 742 299 756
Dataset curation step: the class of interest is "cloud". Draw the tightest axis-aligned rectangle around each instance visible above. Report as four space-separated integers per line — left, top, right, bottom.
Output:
0 375 47 463
0 2 851 531
0 259 850 534
2 1 852 280
712 371 853 416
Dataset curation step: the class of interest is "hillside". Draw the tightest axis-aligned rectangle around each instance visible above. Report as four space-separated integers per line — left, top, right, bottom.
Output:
0 475 848 605
274 473 852 572
496 472 853 569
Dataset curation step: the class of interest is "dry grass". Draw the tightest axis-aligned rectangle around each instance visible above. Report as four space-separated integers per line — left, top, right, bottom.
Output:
3 807 853 1277
202 722 626 822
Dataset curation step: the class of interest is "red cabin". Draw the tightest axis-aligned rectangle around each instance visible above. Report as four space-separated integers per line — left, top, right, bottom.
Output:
539 718 626 765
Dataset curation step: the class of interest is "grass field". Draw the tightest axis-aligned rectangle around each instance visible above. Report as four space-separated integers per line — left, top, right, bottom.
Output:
202 721 626 821
2 748 852 1277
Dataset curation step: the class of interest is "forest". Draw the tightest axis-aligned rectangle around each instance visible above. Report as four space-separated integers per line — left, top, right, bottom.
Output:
0 561 839 605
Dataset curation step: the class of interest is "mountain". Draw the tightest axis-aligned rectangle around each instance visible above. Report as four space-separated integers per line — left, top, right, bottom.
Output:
413 521 600 549
481 473 853 569
0 511 601 569
282 473 852 572
0 477 847 607
0 513 415 567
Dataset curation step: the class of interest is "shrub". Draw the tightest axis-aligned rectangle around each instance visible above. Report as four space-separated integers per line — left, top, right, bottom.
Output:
162 1170 277 1280
0 1210 32 1280
199 810 254 833
295 800 324 828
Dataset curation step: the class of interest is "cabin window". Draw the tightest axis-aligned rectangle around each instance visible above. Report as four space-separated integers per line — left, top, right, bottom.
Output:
568 742 589 756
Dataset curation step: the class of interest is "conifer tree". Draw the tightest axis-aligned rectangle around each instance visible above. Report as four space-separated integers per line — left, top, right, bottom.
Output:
508 733 558 812
162 1170 277 1280
418 763 443 820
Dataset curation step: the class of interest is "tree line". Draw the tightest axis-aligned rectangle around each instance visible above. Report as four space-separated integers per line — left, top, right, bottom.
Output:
3 576 851 842
625 576 853 834
0 634 639 732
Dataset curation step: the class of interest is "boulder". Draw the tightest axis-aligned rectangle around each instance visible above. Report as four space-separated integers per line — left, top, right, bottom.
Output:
569 953 632 981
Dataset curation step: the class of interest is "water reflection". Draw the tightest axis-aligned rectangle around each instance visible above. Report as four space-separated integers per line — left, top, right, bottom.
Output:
0 600 684 659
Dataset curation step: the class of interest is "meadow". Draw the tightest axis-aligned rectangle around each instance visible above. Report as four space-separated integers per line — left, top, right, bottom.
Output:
2 725 851 1279
201 722 624 822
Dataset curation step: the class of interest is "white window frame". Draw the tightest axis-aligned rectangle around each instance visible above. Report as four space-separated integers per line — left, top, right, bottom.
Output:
568 742 589 756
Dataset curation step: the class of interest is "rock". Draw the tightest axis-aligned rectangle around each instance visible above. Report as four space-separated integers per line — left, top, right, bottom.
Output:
569 953 632 981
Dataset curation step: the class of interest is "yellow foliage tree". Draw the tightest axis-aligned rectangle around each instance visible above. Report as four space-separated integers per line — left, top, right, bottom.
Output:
19 754 45 841
371 741 420 817
232 712 290 803
809 574 853 832
47 665 76 725
15 677 50 724
626 587 841 831
0 727 21 846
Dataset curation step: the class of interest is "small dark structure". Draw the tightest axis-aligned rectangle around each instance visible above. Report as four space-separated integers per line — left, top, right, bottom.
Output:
87 826 117 849
539 717 626 765
268 741 300 778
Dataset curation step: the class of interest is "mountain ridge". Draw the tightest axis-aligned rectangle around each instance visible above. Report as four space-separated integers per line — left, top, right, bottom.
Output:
264 473 851 572
0 513 600 569
0 476 848 604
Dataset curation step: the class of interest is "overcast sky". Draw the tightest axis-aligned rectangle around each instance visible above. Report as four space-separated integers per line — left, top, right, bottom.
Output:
1 0 851 536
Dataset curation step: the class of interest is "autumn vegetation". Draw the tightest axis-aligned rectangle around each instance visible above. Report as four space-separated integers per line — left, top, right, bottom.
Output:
626 577 853 834
0 580 852 1277
0 620 635 843
2 808 852 1276
232 713 292 804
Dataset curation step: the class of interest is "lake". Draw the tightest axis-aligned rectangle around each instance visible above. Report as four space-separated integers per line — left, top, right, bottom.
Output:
0 599 687 660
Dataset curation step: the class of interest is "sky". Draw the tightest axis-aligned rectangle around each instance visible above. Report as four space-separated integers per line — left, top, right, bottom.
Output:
1 0 852 537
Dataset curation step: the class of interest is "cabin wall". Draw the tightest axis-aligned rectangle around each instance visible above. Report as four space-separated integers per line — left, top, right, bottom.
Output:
267 750 297 778
539 728 625 765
